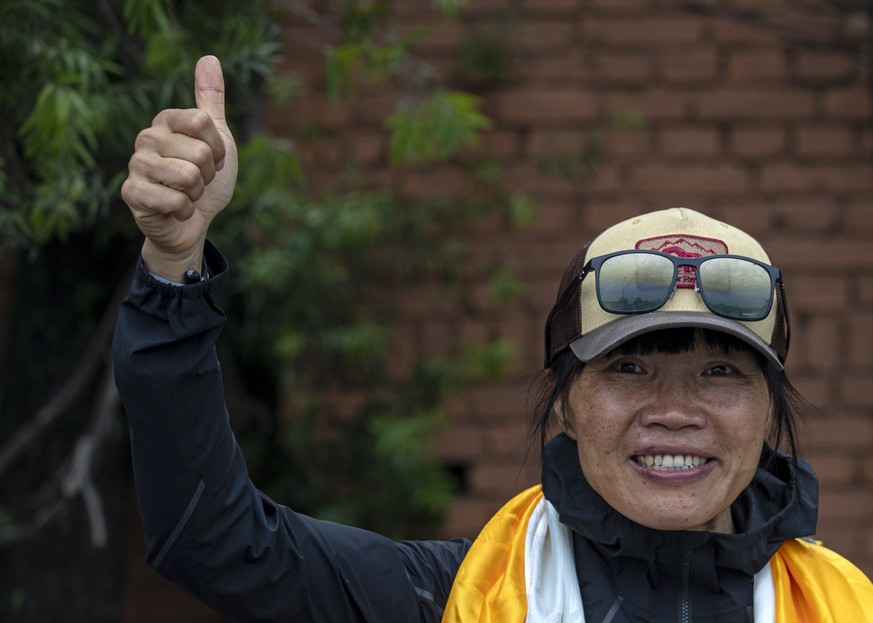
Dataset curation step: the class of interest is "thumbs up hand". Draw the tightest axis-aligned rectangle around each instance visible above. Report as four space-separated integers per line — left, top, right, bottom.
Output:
122 56 239 282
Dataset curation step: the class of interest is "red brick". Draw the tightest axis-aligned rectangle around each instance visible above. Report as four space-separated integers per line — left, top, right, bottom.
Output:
603 90 688 121
515 53 591 84
491 89 599 124
513 21 576 53
347 131 387 165
727 50 788 83
582 17 704 45
806 415 873 452
528 130 587 156
469 461 527 494
585 164 622 193
766 238 872 270
761 163 873 193
400 166 466 199
847 312 873 367
421 320 456 360
796 127 854 158
767 199 841 232
659 128 721 156
458 319 491 346
406 20 466 50
580 202 648 236
387 283 460 320
767 12 842 42
268 96 355 130
467 384 530 421
587 0 659 11
525 201 578 234
603 129 652 157
858 541 873 580
630 163 749 194
844 202 873 233
818 489 873 521
823 88 872 120
861 458 873 487
502 236 591 277
713 20 786 44
346 90 399 125
484 422 530 457
814 522 866 564
298 136 344 166
808 454 860 487
787 373 829 407
591 52 654 85
785 276 847 313
438 425 486 462
730 127 787 157
470 130 520 158
795 51 858 83
660 50 719 83
694 89 815 120
862 127 873 155
441 496 495 538
799 316 840 371
839 374 873 409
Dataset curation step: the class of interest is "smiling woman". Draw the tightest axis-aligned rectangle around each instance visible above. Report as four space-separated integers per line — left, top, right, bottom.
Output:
560 330 771 534
448 209 870 622
113 56 871 623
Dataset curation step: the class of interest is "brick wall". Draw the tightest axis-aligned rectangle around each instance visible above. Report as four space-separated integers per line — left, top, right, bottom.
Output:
273 0 873 573
122 0 872 618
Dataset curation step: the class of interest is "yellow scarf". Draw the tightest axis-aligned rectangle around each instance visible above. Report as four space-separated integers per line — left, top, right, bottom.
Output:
442 485 873 622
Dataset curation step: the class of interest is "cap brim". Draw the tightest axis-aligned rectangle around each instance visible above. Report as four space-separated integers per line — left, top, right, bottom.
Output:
569 312 783 370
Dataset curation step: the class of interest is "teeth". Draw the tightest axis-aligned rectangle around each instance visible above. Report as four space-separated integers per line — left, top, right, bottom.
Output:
635 454 708 471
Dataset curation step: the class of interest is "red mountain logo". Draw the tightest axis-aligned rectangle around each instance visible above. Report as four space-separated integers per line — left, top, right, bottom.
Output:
635 234 729 288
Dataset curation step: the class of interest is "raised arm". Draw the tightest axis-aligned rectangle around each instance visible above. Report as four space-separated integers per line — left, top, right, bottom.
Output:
114 56 468 622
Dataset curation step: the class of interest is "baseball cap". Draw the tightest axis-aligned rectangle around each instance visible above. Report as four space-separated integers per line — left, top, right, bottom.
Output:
544 208 790 369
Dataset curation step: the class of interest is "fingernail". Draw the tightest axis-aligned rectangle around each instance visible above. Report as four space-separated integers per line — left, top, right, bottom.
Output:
215 158 225 172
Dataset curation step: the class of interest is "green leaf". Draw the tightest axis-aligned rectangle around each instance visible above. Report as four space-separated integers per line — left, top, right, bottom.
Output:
434 0 467 18
507 192 536 228
490 269 526 305
386 90 491 164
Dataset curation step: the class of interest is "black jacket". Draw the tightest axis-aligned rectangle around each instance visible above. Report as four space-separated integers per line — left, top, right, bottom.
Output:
113 242 819 622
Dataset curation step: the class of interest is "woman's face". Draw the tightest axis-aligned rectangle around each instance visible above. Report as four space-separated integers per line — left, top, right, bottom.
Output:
560 339 771 533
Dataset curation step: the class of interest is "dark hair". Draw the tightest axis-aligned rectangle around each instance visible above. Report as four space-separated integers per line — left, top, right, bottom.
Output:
528 328 805 462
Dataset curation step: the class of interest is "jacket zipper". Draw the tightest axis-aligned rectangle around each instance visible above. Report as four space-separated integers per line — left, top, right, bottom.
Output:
679 551 693 623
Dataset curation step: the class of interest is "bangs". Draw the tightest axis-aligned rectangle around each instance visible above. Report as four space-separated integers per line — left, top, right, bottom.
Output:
611 328 766 365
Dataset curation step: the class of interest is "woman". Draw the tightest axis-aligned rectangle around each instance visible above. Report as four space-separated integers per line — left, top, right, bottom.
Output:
115 55 872 622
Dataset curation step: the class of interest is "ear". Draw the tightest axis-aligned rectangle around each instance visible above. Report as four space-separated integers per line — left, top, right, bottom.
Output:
554 395 577 440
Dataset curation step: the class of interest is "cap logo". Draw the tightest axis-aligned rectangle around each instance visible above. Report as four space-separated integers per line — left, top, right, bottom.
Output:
635 234 729 289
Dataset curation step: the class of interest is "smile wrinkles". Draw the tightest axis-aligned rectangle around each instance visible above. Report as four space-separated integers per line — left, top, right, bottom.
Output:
634 454 709 471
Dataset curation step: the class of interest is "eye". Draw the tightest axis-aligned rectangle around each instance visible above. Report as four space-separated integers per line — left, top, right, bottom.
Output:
617 361 644 374
706 364 734 377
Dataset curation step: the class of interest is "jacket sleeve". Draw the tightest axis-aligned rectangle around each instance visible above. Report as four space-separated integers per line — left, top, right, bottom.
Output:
112 241 470 622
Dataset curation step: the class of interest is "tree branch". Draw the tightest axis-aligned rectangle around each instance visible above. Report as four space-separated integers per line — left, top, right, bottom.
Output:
0 269 130 479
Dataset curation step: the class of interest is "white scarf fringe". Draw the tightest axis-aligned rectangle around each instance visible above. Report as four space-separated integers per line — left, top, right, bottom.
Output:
522 497 776 623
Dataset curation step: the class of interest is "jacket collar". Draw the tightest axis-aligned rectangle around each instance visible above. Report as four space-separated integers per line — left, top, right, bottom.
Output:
541 433 819 578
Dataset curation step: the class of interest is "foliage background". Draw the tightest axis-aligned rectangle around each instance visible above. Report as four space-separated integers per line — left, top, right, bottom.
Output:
0 0 529 620
3 1 869 621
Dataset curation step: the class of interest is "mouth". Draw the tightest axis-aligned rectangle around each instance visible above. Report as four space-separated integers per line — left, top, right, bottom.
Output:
634 454 709 471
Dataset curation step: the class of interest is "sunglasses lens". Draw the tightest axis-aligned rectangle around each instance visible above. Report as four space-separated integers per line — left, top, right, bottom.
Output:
598 253 675 312
698 258 773 319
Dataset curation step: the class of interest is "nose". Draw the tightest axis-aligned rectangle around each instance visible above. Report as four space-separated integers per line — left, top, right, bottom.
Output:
637 376 707 431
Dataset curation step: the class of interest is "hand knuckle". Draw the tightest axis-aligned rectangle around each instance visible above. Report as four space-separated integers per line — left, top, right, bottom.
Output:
178 162 202 188
167 192 191 214
191 143 213 168
190 109 212 132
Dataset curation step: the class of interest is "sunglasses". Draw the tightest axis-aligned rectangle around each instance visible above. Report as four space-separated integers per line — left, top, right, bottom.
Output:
545 249 790 365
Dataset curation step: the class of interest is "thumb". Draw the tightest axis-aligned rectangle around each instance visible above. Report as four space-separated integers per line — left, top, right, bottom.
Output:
194 55 226 124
